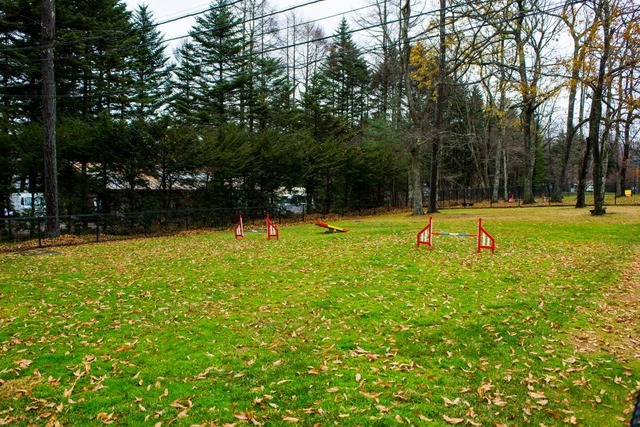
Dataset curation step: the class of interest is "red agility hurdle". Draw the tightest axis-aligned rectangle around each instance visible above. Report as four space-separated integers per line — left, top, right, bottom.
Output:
266 214 279 240
234 214 245 239
234 214 279 240
417 217 495 253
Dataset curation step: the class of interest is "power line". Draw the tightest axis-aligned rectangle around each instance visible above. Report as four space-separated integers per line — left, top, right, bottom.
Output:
0 0 336 64
0 0 604 101
0 0 342 56
0 0 549 61
0 0 245 55
163 0 328 45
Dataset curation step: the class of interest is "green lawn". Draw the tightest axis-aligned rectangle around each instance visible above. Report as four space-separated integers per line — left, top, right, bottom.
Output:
1 207 639 426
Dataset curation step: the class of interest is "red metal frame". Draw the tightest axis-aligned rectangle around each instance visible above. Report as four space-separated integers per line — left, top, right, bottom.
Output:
418 217 495 253
266 214 279 240
234 214 244 239
417 216 433 248
476 218 495 253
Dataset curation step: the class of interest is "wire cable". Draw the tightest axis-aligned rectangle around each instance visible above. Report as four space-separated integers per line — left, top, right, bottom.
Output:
0 0 616 101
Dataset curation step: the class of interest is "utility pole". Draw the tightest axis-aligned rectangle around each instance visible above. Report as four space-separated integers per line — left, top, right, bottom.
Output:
42 0 60 237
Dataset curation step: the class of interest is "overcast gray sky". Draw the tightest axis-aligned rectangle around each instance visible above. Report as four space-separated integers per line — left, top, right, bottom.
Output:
122 0 369 54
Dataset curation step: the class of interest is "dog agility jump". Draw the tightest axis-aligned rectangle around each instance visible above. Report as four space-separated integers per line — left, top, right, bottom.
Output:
234 214 245 238
417 217 495 253
234 214 279 240
266 215 279 240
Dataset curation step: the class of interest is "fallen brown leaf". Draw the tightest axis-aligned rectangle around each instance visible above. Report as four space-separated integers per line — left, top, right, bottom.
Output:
443 415 464 425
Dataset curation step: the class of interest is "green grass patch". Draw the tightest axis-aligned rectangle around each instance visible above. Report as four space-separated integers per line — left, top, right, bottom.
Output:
1 206 640 426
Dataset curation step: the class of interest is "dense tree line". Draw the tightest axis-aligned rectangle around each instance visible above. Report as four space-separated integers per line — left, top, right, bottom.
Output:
1 0 639 221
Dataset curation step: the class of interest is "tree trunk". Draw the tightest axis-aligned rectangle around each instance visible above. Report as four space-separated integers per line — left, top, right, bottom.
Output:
410 144 424 215
620 109 632 193
619 68 633 195
514 0 538 205
401 0 424 216
380 0 389 117
552 40 581 203
588 0 611 216
576 138 591 208
521 105 536 204
492 126 504 203
491 145 501 203
428 0 446 214
42 0 60 237
502 148 509 201
394 2 405 126
492 40 508 203
81 161 89 213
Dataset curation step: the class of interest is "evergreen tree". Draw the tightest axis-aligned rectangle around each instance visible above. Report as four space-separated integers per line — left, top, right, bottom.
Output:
299 71 352 213
0 130 17 214
54 0 135 215
189 0 247 125
127 5 172 118
148 119 200 209
0 0 44 125
249 55 295 131
0 0 40 211
324 18 370 127
57 118 96 213
170 41 201 124
55 0 134 118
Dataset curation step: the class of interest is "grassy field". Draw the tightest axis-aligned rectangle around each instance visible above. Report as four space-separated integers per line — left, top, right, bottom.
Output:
1 206 640 426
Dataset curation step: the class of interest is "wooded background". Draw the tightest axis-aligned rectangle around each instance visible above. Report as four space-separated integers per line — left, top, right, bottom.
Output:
1 0 639 229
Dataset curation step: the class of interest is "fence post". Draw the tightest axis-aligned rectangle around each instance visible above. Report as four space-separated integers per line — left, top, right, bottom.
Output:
518 188 522 207
37 217 42 248
96 213 100 242
143 212 148 236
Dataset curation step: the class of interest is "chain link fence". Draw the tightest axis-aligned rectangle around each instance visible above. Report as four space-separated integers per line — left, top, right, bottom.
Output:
437 185 639 209
2 186 637 252
0 203 399 252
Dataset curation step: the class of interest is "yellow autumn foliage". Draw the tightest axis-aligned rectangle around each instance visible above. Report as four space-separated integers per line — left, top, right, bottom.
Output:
409 42 439 95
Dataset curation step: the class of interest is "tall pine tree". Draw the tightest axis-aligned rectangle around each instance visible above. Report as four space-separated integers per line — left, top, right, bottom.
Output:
189 0 247 125
127 5 172 118
170 41 201 124
55 0 133 118
325 18 370 127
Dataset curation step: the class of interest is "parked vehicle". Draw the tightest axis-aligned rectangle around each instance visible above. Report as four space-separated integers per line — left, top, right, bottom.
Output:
9 192 45 216
278 193 306 214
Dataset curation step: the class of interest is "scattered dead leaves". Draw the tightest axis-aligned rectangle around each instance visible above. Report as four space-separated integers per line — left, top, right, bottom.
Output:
443 414 464 424
568 247 640 361
0 375 42 400
96 412 117 424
